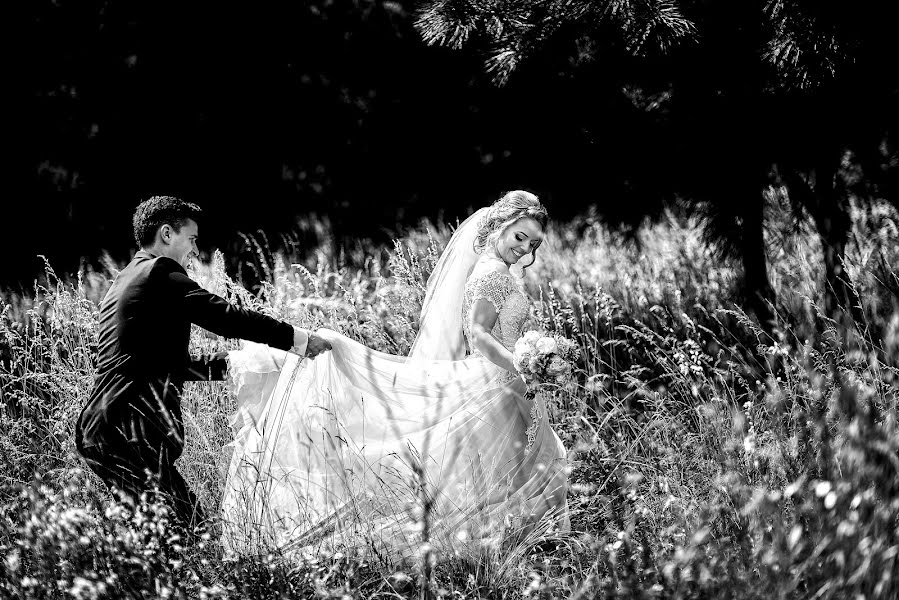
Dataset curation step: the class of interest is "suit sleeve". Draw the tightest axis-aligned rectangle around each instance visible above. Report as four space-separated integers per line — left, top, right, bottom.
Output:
161 261 295 351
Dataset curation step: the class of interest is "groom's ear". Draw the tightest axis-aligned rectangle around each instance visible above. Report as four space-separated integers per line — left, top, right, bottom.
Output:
158 224 173 244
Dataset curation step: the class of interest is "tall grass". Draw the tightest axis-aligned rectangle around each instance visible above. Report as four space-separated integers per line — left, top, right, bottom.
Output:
1 198 898 598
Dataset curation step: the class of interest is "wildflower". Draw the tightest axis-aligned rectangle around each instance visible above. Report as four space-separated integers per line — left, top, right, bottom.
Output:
200 584 228 600
388 571 411 592
104 503 128 519
584 374 605 394
5 550 19 572
524 572 542 596
742 431 756 455
788 525 803 549
68 577 106 600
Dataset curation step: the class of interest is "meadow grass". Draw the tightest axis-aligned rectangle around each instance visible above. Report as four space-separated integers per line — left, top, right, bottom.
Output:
1 198 898 598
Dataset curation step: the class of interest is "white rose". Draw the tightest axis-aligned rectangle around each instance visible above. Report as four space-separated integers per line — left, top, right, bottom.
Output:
514 338 530 356
535 337 558 355
523 330 541 344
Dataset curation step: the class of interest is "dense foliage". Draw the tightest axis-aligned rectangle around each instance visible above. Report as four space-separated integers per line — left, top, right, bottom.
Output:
2 199 898 598
417 0 899 321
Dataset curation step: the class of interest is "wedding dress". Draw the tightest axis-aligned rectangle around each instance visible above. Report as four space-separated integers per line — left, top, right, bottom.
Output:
222 209 569 555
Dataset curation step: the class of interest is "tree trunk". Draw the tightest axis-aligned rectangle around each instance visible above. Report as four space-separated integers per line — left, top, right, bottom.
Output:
782 163 863 325
812 163 862 325
741 190 776 330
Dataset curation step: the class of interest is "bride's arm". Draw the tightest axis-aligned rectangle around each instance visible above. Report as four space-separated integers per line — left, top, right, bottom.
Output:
469 299 516 372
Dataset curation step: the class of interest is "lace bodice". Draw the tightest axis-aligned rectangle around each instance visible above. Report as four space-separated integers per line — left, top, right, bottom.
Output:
462 268 530 358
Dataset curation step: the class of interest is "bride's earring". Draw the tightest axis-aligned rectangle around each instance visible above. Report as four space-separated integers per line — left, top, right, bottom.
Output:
487 239 501 261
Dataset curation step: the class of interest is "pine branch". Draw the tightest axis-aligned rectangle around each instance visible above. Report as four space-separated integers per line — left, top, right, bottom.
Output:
620 0 695 56
763 0 852 91
414 0 696 85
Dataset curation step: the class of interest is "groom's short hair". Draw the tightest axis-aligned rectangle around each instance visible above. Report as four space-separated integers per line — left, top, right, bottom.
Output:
133 196 203 247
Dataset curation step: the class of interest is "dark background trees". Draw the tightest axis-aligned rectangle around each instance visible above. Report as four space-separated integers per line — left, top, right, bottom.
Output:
11 0 484 284
417 0 899 321
9 0 899 324
11 0 655 286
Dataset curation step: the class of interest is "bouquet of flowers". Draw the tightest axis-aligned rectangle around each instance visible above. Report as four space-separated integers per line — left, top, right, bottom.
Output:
513 330 579 387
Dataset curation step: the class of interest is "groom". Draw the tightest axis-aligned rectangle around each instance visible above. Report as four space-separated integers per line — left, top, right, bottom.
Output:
75 196 330 532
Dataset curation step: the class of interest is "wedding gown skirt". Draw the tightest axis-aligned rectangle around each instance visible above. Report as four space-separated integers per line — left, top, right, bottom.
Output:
222 328 569 555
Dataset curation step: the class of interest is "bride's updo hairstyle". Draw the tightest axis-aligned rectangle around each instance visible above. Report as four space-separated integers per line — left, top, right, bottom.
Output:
474 190 548 271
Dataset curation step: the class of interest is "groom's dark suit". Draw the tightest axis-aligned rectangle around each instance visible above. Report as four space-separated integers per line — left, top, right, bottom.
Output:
76 250 295 528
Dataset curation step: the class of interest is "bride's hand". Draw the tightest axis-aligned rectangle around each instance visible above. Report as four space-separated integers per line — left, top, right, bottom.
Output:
470 299 517 373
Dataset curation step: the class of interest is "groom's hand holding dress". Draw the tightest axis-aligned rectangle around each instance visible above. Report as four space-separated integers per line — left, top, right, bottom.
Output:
301 331 332 358
281 328 331 367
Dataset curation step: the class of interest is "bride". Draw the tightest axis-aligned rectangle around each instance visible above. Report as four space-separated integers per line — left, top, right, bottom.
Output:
222 190 569 555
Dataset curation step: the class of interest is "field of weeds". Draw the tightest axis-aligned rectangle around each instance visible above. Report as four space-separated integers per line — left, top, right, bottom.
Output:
1 198 898 599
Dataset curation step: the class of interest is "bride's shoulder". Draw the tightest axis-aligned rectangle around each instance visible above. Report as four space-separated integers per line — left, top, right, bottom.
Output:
469 256 511 276
466 259 515 289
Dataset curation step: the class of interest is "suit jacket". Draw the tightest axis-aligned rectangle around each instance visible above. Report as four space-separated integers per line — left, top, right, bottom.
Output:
76 250 295 452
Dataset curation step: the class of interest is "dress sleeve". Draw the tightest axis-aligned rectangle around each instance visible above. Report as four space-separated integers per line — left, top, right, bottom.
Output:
469 271 513 313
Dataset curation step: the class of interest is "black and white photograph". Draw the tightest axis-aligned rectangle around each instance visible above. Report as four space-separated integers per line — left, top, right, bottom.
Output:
2 2 898 598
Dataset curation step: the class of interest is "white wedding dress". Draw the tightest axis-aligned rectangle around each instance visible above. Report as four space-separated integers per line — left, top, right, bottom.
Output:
222 210 568 556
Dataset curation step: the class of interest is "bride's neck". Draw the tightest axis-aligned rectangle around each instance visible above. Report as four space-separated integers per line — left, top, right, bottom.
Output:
479 253 510 271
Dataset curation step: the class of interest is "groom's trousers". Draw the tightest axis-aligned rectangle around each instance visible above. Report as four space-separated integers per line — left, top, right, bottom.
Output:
76 408 206 533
